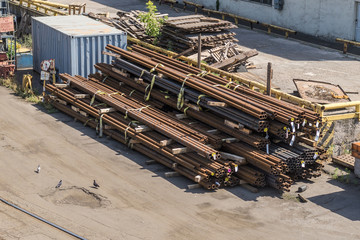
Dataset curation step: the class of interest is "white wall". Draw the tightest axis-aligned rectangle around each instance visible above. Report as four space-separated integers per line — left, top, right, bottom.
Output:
190 0 358 41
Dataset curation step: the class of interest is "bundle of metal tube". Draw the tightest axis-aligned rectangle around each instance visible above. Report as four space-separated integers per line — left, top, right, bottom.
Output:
112 58 269 132
129 45 321 125
94 58 322 191
46 77 245 189
93 63 269 149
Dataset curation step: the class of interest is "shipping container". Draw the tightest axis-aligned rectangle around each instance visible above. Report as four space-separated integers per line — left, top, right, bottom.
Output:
32 15 127 77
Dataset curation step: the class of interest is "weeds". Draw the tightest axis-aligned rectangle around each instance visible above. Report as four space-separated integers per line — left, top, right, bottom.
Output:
0 76 57 113
138 1 167 41
19 34 32 49
281 193 300 202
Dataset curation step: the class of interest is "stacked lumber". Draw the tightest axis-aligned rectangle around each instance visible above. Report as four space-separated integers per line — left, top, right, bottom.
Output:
45 45 326 192
158 15 238 53
205 43 258 72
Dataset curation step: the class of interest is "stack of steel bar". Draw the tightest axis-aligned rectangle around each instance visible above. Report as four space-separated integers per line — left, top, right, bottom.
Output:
108 44 321 132
46 45 326 191
95 44 323 191
46 75 245 190
158 15 238 53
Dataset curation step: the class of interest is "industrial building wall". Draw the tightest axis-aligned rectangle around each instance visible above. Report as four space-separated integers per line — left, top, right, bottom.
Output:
190 0 358 41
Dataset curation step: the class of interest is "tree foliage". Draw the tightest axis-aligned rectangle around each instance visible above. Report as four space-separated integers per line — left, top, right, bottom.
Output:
138 1 167 38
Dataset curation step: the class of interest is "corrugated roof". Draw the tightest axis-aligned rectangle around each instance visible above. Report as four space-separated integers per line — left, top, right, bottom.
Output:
32 15 123 37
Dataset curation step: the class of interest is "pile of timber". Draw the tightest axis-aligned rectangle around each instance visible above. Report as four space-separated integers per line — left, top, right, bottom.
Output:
46 45 326 192
206 42 258 72
87 10 168 41
158 15 238 54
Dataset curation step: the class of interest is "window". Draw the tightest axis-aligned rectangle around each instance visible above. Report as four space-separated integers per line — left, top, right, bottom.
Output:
248 0 272 6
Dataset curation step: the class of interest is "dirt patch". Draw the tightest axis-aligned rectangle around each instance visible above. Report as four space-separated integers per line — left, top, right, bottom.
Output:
41 186 110 208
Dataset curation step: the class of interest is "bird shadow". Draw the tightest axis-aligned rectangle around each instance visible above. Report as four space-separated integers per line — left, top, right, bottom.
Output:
89 186 99 189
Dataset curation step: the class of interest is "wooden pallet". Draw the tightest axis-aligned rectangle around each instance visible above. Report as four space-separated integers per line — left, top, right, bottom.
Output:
332 154 355 170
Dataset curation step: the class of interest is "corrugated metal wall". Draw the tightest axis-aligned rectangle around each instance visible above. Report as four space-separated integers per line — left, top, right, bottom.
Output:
32 16 127 77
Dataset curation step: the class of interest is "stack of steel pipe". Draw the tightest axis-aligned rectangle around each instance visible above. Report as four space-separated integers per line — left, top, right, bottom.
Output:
46 75 245 190
127 45 321 129
94 63 269 149
234 166 266 187
44 44 326 192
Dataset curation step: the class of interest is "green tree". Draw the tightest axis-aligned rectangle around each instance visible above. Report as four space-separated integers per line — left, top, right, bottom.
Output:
138 1 167 39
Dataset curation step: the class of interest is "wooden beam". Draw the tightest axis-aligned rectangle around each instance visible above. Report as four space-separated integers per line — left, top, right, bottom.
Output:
175 113 188 119
222 137 238 143
71 105 80 112
210 50 258 69
159 139 174 146
79 110 88 117
207 101 227 107
219 152 246 164
172 147 190 154
98 107 115 114
54 83 68 88
206 129 219 134
135 125 152 133
56 99 67 105
74 93 90 99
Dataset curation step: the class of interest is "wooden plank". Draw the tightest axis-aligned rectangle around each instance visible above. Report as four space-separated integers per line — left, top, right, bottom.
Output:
159 139 174 146
224 119 243 129
56 99 67 105
219 151 246 164
104 125 114 130
129 139 141 144
71 105 80 112
207 101 227 107
222 137 238 143
79 110 88 117
74 94 90 99
172 147 190 154
135 125 152 133
332 155 355 170
206 129 219 134
98 107 115 114
210 50 258 69
175 113 188 119
49 95 58 100
54 83 68 88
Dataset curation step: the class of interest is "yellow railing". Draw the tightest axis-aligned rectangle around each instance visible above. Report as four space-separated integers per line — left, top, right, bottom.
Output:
127 37 360 122
336 38 360 54
10 0 68 16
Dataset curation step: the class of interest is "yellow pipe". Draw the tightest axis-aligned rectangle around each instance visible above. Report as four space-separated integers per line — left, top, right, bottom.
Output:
321 101 360 110
31 0 69 9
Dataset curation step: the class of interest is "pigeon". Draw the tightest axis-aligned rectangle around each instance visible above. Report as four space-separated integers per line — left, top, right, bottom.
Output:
93 180 100 188
35 165 41 174
55 180 62 188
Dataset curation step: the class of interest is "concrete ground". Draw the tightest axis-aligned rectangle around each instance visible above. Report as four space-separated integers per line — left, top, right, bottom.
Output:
2 0 360 239
1 86 360 240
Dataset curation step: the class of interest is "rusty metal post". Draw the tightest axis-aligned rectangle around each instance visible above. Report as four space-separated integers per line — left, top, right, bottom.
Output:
266 62 272 96
197 33 201 69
